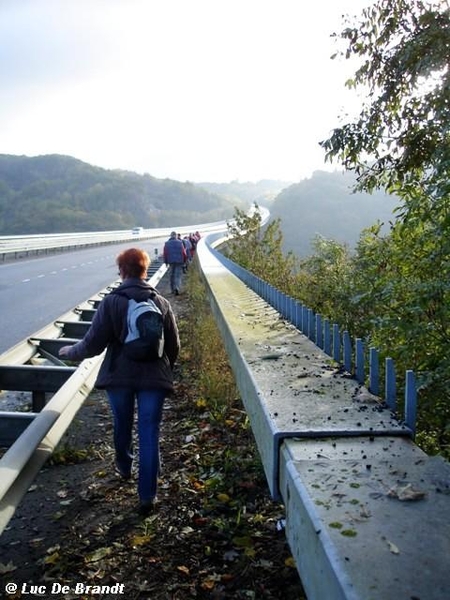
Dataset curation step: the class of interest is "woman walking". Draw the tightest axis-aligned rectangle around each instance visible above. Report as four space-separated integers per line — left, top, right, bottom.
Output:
59 248 180 515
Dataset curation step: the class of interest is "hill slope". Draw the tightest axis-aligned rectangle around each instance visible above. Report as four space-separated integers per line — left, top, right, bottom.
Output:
197 179 293 207
270 170 399 256
0 154 243 234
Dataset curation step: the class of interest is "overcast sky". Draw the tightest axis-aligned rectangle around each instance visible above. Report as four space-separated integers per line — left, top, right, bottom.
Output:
0 0 370 183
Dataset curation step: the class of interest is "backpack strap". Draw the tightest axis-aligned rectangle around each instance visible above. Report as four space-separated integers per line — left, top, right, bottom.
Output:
113 285 158 301
113 287 163 321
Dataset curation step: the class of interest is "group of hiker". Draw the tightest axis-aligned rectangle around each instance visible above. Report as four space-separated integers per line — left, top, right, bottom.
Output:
163 230 201 295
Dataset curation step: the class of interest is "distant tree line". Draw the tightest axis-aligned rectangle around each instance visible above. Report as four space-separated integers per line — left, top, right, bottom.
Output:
269 170 399 257
0 154 243 234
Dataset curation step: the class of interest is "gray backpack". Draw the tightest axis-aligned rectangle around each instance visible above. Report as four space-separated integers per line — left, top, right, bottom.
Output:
123 297 164 361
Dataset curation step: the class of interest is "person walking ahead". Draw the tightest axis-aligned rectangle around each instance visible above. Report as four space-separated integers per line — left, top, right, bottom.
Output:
163 231 187 295
59 248 180 515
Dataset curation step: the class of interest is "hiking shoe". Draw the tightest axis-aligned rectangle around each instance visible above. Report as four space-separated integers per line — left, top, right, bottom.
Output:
115 462 131 481
138 498 157 517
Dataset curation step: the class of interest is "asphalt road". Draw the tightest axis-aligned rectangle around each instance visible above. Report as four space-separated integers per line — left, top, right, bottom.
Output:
0 238 165 354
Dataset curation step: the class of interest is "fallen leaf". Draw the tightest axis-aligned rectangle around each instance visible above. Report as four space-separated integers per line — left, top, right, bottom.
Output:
285 556 297 568
201 579 215 591
387 540 400 554
217 492 230 503
177 565 190 576
181 526 195 535
84 546 112 563
95 470 108 478
232 535 253 548
29 537 45 547
387 483 427 501
44 551 60 565
0 561 17 574
130 534 152 547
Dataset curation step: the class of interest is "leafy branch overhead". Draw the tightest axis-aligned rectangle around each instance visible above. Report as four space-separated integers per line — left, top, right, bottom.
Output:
313 2 450 458
321 0 450 199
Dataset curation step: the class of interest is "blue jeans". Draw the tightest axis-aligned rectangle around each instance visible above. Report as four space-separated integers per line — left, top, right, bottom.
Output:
169 263 184 293
106 387 166 503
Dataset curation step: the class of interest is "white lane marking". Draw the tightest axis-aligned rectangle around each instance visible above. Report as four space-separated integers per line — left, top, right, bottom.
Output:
18 255 115 284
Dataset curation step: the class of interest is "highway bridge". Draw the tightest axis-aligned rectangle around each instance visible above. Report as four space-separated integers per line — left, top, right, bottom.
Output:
0 222 449 599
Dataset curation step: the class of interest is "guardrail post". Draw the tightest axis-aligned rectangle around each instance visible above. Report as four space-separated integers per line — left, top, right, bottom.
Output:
292 300 302 330
308 309 315 342
332 324 340 363
323 319 331 356
369 347 379 395
315 314 323 349
385 357 396 411
343 331 352 373
282 293 288 318
355 338 365 384
405 370 417 435
302 306 308 334
289 297 295 322
274 288 280 312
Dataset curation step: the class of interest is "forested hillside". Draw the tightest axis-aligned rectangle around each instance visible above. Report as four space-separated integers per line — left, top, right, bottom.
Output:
0 154 243 234
270 170 399 256
198 179 292 207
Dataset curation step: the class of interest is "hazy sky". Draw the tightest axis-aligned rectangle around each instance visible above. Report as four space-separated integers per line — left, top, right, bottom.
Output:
0 0 370 183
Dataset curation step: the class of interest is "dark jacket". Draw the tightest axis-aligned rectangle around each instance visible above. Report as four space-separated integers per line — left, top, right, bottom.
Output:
63 278 180 392
163 237 187 264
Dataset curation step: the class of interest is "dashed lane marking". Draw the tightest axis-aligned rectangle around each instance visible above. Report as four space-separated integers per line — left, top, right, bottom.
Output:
17 256 115 284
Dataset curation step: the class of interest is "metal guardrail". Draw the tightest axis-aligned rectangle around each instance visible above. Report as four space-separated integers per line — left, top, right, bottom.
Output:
0 230 163 260
0 220 236 261
0 259 168 534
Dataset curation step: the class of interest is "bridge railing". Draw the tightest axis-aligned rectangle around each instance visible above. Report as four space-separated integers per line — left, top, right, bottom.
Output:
0 221 233 261
0 230 161 260
205 234 417 434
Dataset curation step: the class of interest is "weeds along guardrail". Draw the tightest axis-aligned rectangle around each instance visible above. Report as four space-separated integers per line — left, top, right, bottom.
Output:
0 259 168 535
196 234 450 600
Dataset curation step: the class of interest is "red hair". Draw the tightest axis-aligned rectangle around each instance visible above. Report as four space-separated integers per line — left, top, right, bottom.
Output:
116 248 150 279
